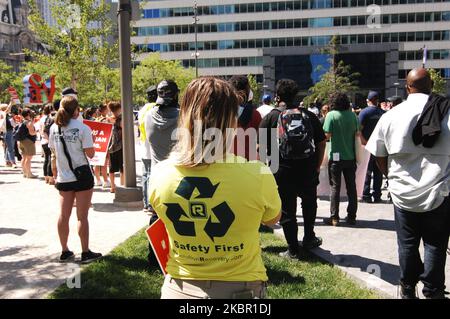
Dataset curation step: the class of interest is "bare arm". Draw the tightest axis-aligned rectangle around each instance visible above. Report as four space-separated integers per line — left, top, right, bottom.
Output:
27 121 36 136
84 147 95 159
375 156 388 177
262 212 281 226
316 140 326 172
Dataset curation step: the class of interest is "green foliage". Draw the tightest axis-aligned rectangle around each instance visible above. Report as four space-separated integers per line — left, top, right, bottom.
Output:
49 229 379 299
132 53 195 106
26 0 119 106
0 60 15 103
303 36 360 106
429 68 447 95
248 74 263 106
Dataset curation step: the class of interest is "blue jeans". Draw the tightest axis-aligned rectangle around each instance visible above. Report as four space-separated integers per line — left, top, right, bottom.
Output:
363 154 383 200
394 197 449 298
4 130 16 164
142 159 152 209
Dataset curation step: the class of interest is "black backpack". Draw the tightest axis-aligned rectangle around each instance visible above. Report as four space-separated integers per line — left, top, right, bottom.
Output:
13 122 28 141
277 108 315 160
43 115 54 136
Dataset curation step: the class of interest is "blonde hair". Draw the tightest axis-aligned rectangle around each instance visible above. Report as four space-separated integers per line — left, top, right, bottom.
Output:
0 104 8 112
55 96 79 127
170 77 239 167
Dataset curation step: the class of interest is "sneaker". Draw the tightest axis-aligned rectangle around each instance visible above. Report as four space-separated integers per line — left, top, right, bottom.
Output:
81 250 102 264
59 250 75 263
102 181 111 189
302 236 323 250
323 217 339 226
345 217 356 225
373 197 383 204
95 180 102 187
279 250 300 260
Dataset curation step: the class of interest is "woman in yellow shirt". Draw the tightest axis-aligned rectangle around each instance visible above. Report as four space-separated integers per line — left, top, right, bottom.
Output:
149 77 281 299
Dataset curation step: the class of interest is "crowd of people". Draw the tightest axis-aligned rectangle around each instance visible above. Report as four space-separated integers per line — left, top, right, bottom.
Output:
0 67 448 299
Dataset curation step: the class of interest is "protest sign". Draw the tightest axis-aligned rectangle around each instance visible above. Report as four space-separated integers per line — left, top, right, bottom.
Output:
146 219 170 276
83 120 113 166
7 87 20 105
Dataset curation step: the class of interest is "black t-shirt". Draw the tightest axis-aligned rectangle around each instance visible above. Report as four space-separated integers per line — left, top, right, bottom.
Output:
259 107 326 184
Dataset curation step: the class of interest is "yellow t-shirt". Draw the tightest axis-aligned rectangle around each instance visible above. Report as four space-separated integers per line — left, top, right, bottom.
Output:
149 154 281 282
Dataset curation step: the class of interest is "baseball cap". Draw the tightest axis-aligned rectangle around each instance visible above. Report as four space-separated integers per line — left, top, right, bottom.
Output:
156 80 179 105
146 85 157 95
62 87 78 98
367 91 379 101
262 94 272 101
387 96 403 105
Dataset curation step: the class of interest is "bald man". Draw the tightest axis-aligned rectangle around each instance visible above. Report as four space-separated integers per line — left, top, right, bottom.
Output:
366 68 450 299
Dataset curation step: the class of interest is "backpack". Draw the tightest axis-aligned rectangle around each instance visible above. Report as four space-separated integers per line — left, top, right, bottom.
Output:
43 115 54 136
108 119 122 154
13 122 28 141
277 108 315 160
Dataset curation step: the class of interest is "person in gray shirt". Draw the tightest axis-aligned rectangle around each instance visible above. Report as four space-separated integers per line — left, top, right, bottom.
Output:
145 80 180 165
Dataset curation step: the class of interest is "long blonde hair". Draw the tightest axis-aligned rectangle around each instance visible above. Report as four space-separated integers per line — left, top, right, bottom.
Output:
170 77 239 167
55 96 79 127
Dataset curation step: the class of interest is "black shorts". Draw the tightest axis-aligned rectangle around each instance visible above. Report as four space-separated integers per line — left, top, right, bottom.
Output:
56 178 94 192
109 150 123 173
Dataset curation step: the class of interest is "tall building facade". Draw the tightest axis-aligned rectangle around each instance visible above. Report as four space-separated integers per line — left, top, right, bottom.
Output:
0 1 44 72
132 0 450 99
36 0 56 27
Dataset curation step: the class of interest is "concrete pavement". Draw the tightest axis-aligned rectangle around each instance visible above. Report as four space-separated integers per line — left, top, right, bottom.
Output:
0 146 149 299
274 193 450 299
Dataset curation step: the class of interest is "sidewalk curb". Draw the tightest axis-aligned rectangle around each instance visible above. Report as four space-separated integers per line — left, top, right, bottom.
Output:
273 229 398 299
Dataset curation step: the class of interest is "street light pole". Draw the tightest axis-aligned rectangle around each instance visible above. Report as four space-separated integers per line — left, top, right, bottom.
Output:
394 82 400 96
192 1 199 78
118 0 137 188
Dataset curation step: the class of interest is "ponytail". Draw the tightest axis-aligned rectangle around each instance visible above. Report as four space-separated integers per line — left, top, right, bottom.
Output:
55 96 78 127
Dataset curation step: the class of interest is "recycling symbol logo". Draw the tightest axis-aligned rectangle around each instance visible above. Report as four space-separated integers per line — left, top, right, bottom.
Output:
164 177 235 242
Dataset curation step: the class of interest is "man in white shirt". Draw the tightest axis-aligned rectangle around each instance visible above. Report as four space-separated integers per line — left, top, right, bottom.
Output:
257 95 274 119
366 68 450 299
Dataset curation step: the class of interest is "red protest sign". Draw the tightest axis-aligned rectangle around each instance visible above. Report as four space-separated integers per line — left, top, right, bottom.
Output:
83 120 113 166
7 87 20 105
145 218 169 275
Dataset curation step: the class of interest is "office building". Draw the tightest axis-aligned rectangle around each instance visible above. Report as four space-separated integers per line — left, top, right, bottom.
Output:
132 0 450 100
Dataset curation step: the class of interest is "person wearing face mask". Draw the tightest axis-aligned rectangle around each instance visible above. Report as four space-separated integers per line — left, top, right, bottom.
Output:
229 75 262 161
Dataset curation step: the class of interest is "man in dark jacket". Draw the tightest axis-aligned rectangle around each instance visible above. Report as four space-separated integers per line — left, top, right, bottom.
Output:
260 79 326 259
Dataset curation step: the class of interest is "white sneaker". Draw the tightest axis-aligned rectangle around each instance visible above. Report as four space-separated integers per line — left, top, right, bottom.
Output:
102 181 111 188
95 180 102 186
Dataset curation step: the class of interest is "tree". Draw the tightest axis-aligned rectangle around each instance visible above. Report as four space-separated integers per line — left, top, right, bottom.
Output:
25 0 119 106
0 61 15 103
303 36 359 106
429 68 447 95
132 53 195 106
247 74 262 106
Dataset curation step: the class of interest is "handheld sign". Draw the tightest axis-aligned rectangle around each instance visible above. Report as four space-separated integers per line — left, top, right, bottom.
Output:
7 87 20 105
22 74 56 105
83 120 113 166
145 218 170 275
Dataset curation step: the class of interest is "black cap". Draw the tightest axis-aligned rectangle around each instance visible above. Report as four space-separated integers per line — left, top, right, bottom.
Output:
62 87 78 96
156 80 179 105
367 91 379 101
387 96 403 106
146 85 157 95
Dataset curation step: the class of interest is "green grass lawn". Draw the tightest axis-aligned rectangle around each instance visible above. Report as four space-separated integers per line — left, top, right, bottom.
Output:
49 229 380 299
